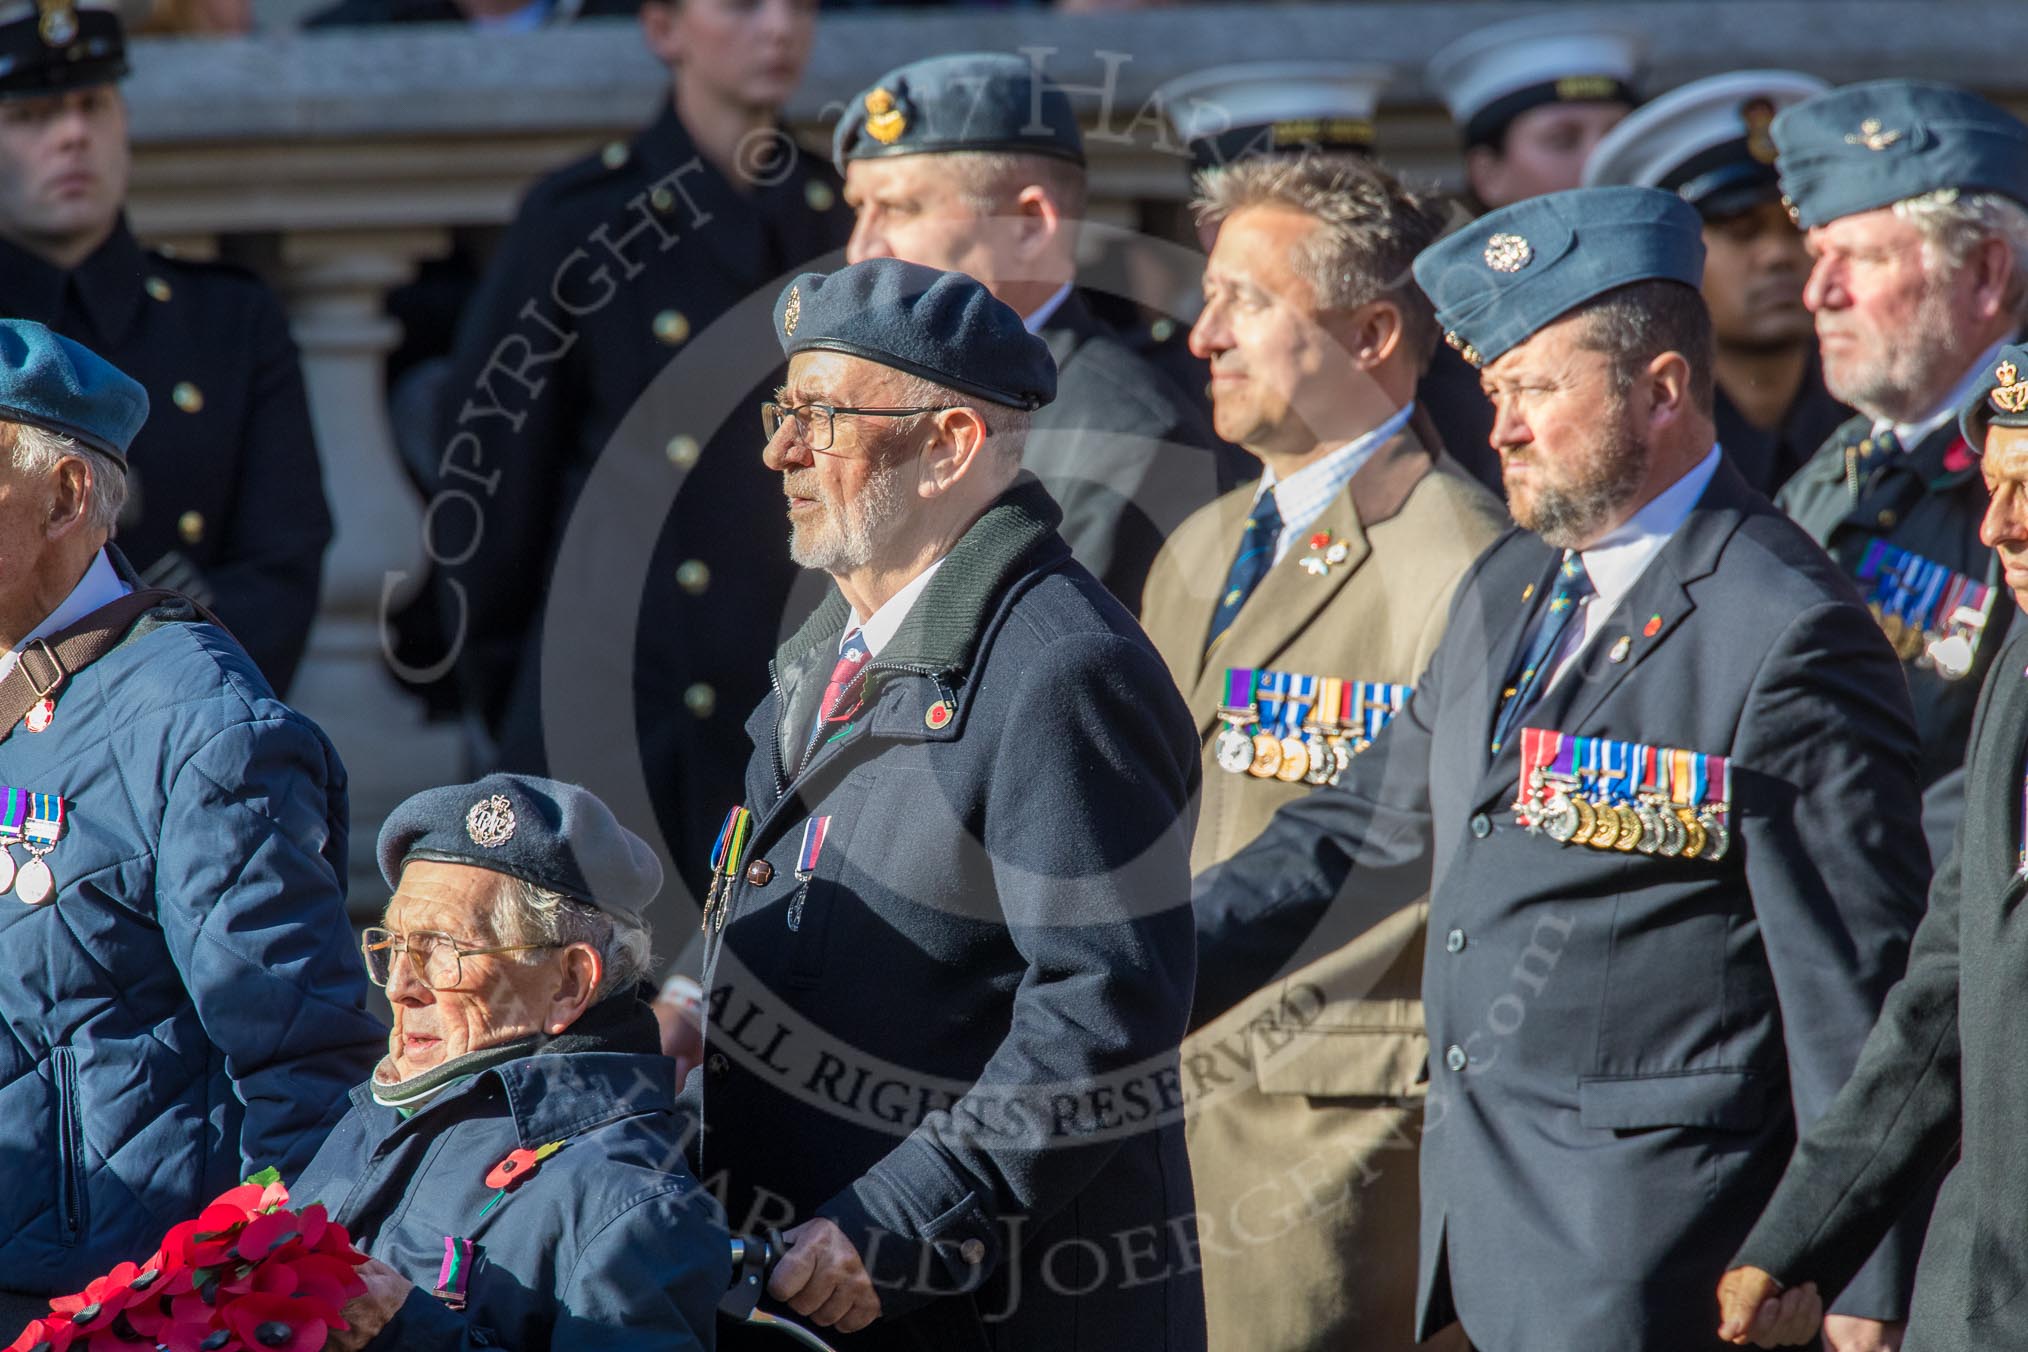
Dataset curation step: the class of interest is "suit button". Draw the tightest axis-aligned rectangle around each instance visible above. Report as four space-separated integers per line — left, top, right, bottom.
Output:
707 1053 729 1075
1877 509 1898 529
1445 928 1466 954
676 559 711 595
805 180 835 213
959 1238 986 1265
171 381 203 414
177 510 205 545
1444 1044 1467 1073
666 434 701 468
684 682 716 718
745 859 774 887
1470 813 1492 838
653 310 691 345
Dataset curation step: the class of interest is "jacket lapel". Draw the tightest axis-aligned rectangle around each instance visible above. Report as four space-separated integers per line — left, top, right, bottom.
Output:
1171 490 1254 707
1189 427 1437 733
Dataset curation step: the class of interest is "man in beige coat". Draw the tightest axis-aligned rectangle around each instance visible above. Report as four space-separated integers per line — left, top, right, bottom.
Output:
1141 155 1505 1352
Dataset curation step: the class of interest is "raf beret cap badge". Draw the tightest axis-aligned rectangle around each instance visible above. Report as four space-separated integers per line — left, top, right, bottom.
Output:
863 87 907 146
36 0 74 45
1845 117 1904 152
1483 233 1534 273
1744 98 1779 165
466 794 516 848
1994 360 2028 414
782 284 801 338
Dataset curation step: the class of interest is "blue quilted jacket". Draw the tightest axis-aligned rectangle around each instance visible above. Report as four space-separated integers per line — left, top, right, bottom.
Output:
0 599 385 1294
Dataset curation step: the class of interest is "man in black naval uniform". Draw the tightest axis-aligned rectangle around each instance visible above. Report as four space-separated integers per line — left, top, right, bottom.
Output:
834 52 1231 612
1584 70 1851 500
1773 80 2028 865
0 0 329 694
1716 342 2028 1352
1192 186 1929 1352
430 0 847 904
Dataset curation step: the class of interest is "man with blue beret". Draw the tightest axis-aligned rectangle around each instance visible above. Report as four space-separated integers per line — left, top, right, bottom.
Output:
1719 342 2028 1350
1771 79 2028 867
0 0 331 695
689 257 1204 1349
293 773 729 1352
835 51 1237 613
1191 186 1930 1351
1584 70 1851 498
0 320 384 1327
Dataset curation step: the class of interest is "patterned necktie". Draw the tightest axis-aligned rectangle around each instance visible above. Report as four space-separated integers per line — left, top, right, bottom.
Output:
1841 426 1903 500
799 628 870 771
1204 490 1285 653
1490 551 1595 754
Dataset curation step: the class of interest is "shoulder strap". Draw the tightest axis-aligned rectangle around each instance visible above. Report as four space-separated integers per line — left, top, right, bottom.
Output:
0 588 192 745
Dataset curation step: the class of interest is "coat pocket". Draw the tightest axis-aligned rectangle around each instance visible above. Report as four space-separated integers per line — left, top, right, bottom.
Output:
1250 1013 1430 1101
1577 1069 1770 1133
52 1047 87 1245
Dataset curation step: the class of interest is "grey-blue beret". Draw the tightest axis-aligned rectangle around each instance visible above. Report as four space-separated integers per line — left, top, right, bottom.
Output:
774 258 1056 410
834 52 1085 173
0 319 146 464
1774 80 2028 230
1960 340 2028 450
1411 185 1705 370
378 773 662 925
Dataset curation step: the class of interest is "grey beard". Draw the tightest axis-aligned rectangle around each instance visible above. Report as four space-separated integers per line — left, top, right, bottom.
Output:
789 458 911 572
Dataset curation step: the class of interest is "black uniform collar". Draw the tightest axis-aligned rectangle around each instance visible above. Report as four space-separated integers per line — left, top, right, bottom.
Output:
1036 287 1105 369
0 217 148 348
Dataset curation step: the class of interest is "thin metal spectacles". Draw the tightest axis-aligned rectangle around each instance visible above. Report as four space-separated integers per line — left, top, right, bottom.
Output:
760 400 959 454
360 926 560 990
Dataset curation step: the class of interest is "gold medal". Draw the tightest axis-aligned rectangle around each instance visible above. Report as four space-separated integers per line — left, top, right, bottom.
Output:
1894 623 1926 662
1570 795 1599 845
1275 735 1310 783
1248 731 1283 779
1878 611 1906 653
1612 804 1643 852
1676 808 1707 859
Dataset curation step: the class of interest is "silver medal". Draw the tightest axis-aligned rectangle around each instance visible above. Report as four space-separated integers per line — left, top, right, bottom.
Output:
1698 809 1730 861
15 855 54 906
1303 735 1332 785
1541 789 1579 843
1215 727 1256 775
1634 801 1664 854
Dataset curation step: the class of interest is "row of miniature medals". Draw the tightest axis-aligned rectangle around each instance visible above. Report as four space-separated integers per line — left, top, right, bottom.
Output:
1514 728 1732 860
1858 537 1996 680
1214 669 1412 785
0 790 65 904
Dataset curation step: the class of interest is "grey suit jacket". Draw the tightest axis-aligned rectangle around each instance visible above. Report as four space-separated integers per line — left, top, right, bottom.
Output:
1736 625 2028 1351
1194 458 1932 1350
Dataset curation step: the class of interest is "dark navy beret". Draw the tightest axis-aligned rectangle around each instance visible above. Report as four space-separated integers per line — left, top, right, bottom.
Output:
1411 185 1705 370
0 319 146 464
774 258 1056 410
834 52 1085 172
1774 80 2028 230
378 773 662 925
1960 341 2028 450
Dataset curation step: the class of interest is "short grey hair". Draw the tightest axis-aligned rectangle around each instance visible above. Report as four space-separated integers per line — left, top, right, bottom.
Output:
884 370 1033 466
491 875 653 1003
9 422 126 533
1192 154 1451 366
1893 188 2028 323
944 150 1091 226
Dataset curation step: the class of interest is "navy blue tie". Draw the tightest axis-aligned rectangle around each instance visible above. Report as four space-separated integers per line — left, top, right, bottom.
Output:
1204 491 1284 653
1490 551 1594 754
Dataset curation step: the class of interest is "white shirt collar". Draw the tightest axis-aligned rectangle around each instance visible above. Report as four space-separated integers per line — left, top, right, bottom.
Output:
1578 445 1723 608
848 557 945 659
1256 402 1417 565
1023 283 1074 335
1878 336 2010 449
0 550 131 685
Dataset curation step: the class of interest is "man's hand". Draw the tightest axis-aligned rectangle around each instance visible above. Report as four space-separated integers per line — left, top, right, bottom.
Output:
329 1257 415 1351
653 975 705 1083
1822 1315 1905 1351
767 1218 881 1335
1718 1265 1823 1346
